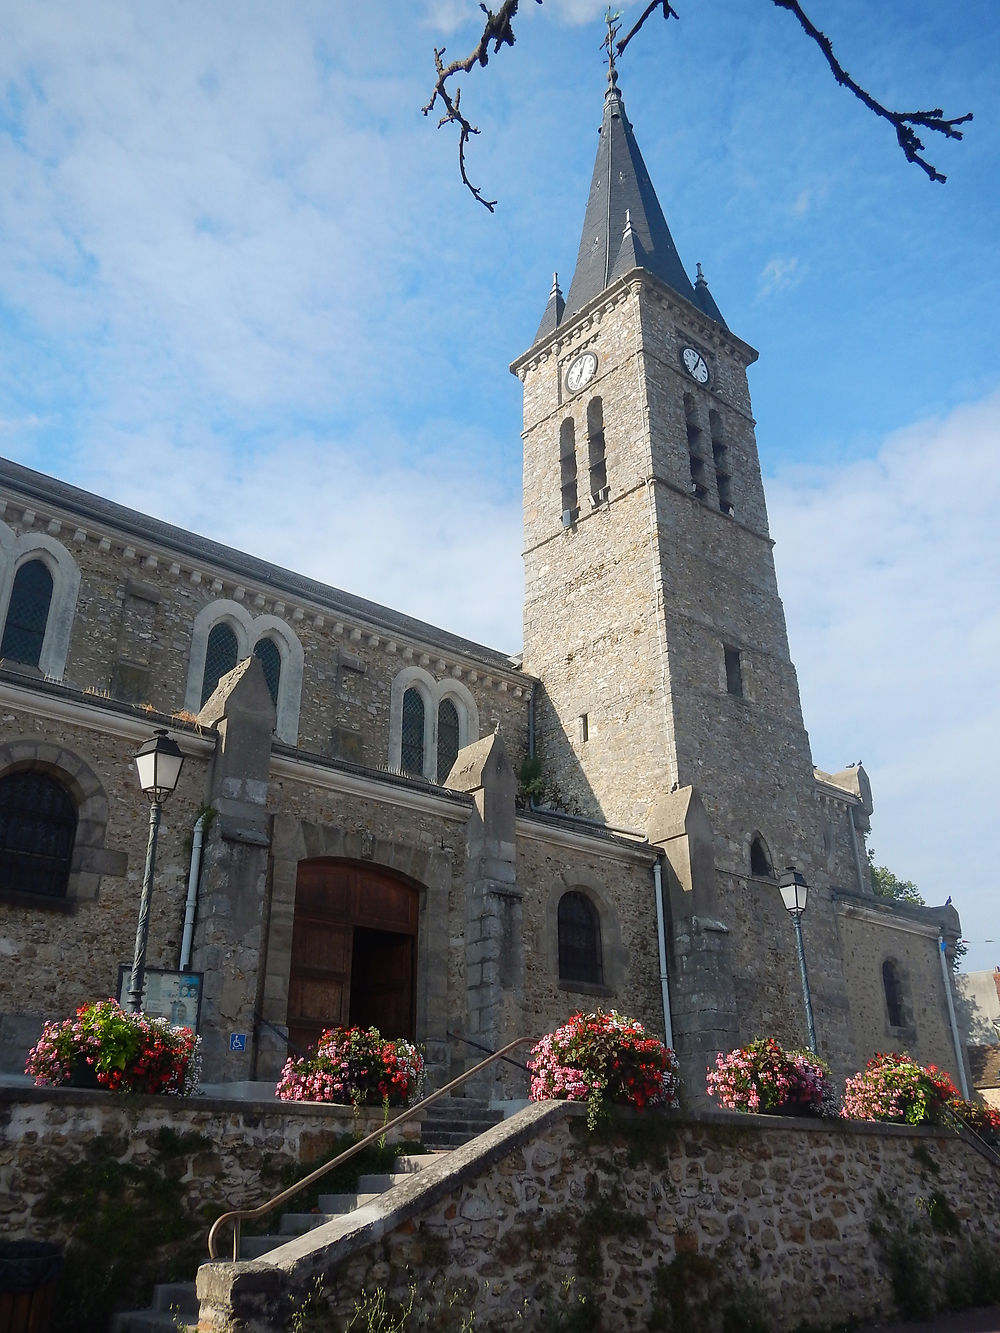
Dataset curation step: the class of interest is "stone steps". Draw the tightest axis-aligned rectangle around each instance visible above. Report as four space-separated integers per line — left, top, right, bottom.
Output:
112 1106 510 1333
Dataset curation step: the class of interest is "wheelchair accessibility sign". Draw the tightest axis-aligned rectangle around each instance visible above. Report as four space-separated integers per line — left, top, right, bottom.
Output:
229 1033 247 1053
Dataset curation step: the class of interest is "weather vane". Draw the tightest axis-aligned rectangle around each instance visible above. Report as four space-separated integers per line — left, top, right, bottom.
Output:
602 9 622 82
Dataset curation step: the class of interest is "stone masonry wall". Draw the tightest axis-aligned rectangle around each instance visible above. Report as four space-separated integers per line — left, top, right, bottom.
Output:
0 476 530 770
0 697 214 1071
198 1101 1000 1333
0 1084 420 1248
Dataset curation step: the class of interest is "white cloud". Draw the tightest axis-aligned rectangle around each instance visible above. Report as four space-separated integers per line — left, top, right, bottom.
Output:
758 255 802 297
768 392 1000 972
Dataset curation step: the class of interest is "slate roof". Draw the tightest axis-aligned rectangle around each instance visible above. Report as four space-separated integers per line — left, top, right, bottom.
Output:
557 70 724 329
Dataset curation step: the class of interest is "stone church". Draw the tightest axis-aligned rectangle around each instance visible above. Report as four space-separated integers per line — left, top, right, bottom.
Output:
0 66 967 1101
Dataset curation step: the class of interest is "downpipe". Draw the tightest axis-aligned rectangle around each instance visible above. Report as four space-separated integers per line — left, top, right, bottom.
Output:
653 858 674 1051
179 812 208 971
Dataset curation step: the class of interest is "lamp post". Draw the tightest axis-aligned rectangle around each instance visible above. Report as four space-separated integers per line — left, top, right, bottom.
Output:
128 729 185 1014
778 865 818 1055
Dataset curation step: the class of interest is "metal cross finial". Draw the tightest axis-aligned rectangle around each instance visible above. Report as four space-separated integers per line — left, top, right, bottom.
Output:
602 9 622 85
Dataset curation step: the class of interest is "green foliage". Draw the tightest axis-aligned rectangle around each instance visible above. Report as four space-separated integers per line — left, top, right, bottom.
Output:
38 1131 211 1333
516 755 545 804
867 846 925 905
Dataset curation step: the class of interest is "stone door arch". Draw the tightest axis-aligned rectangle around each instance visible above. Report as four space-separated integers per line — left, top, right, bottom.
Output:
287 858 419 1053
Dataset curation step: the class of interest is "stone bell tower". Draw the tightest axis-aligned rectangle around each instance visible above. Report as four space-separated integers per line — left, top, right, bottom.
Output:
510 60 819 880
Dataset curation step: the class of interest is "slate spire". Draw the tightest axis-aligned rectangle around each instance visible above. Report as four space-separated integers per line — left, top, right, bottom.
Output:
534 271 565 343
551 67 722 330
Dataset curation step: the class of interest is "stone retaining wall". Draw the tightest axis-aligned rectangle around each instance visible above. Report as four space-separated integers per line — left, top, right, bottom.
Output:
199 1102 1000 1333
0 1085 421 1244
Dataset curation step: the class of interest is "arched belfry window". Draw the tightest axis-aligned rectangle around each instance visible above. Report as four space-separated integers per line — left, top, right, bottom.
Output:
253 637 282 706
883 959 905 1028
750 834 773 878
587 397 608 504
401 688 426 776
558 891 604 985
1 559 54 668
0 770 77 899
201 622 239 706
560 418 578 524
437 697 460 783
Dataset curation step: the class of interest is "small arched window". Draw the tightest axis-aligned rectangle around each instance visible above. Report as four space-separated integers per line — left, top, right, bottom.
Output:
401 688 425 776
437 697 460 782
201 622 239 706
558 891 604 985
883 960 905 1028
0 770 77 898
750 834 773 878
253 637 282 706
1 559 54 668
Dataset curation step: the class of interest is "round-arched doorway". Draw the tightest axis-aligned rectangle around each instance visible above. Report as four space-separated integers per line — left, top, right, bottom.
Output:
286 858 419 1055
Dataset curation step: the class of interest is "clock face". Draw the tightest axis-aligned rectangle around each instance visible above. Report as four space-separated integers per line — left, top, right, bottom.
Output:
566 351 598 394
681 346 710 384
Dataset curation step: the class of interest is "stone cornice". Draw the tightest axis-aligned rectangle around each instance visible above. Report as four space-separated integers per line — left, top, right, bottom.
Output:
269 751 472 821
516 811 656 864
0 676 215 756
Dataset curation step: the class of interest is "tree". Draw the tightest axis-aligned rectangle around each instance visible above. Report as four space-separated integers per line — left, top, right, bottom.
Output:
424 1 972 210
868 847 925 906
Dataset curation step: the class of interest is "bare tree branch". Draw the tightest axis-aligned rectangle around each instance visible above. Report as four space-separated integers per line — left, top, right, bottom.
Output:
426 0 972 209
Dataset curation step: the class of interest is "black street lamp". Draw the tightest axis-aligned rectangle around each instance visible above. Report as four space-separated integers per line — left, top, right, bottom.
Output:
778 865 818 1055
128 729 185 1013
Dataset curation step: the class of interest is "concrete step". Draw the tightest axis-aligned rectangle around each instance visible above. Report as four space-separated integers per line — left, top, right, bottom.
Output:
112 1283 198 1333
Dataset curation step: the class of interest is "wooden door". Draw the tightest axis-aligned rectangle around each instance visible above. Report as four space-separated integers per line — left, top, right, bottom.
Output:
287 860 419 1055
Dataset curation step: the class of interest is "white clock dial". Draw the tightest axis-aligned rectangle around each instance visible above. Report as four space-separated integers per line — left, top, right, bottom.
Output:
681 346 710 384
566 351 598 394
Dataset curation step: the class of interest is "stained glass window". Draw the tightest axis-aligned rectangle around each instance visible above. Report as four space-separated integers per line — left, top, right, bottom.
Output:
437 697 460 782
558 891 603 985
1 559 53 667
253 637 281 705
401 688 425 776
201 622 239 706
0 770 77 898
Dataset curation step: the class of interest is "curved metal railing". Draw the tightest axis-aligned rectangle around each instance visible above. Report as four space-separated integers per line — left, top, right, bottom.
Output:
207 1035 536 1262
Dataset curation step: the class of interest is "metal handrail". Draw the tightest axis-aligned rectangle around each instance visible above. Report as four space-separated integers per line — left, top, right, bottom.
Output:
447 1030 530 1072
206 1035 536 1262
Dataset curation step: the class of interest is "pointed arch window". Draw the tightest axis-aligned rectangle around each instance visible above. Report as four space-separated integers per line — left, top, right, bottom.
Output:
1 559 54 668
0 770 77 899
560 418 578 523
401 688 425 776
587 397 608 504
710 408 733 515
437 697 460 783
201 622 239 706
558 890 604 985
253 637 282 706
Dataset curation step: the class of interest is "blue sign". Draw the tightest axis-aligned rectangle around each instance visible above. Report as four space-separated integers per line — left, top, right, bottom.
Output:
229 1033 247 1053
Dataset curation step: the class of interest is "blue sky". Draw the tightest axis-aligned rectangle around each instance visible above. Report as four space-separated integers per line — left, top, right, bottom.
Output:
1 0 998 972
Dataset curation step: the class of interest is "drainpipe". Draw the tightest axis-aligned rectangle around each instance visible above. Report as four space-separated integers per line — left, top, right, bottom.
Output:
653 858 674 1051
179 812 208 971
939 933 970 1100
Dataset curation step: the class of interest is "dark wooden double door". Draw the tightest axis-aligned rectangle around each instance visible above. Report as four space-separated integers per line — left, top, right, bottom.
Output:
287 859 419 1056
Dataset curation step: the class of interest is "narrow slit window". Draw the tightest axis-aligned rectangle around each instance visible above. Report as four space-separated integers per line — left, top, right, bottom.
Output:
560 418 578 522
883 960 905 1028
1 559 54 667
587 398 608 503
401 688 425 776
724 645 743 697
